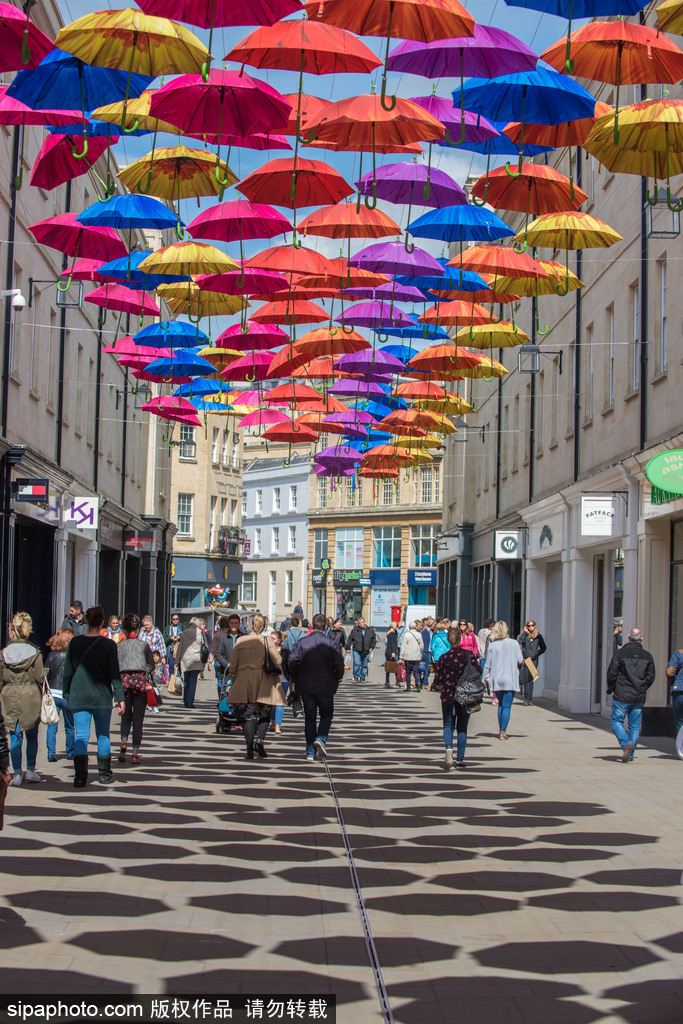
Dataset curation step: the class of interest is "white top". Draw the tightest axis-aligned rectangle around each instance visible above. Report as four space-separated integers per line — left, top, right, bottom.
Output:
477 627 491 658
400 629 424 662
483 637 523 691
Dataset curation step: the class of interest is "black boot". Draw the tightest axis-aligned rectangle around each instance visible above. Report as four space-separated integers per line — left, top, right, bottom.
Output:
97 755 115 785
73 755 88 788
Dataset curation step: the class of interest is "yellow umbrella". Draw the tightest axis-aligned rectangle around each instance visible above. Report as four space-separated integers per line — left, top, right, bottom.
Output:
657 0 683 35
118 145 237 201
513 211 622 295
399 435 443 449
197 346 243 370
157 281 248 321
138 242 238 278
493 261 583 298
92 91 180 134
417 396 474 415
455 322 529 348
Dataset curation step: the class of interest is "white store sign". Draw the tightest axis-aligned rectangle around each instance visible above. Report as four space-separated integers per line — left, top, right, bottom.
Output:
63 496 99 530
580 496 615 536
494 531 524 560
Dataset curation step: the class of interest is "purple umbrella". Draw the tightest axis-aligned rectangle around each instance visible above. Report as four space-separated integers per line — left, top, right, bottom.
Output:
336 302 415 331
314 464 355 477
350 241 445 280
355 162 466 212
344 281 427 303
387 27 538 81
314 444 361 477
327 380 391 398
325 410 376 426
335 350 406 376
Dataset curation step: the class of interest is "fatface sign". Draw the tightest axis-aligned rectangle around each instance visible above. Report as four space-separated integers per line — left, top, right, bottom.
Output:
646 449 683 495
580 496 615 536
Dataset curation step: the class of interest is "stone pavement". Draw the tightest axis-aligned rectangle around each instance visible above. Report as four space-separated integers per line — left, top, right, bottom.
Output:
1 659 682 1024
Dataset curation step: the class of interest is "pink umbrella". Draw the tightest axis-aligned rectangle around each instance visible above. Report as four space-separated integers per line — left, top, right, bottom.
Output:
187 200 292 253
141 395 201 425
231 388 286 405
215 322 289 351
0 87 87 127
103 337 171 357
134 0 301 30
0 3 54 71
60 258 106 284
237 408 290 429
30 131 118 191
29 213 127 263
195 265 288 296
219 350 277 382
85 284 161 318
185 130 291 151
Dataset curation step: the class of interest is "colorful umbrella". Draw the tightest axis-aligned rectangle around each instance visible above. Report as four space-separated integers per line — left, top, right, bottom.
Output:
134 321 208 348
238 156 353 211
657 0 683 33
216 322 289 351
196 265 288 297
145 350 218 379
387 26 538 80
77 194 181 234
249 299 329 325
350 240 444 278
0 1 53 70
118 145 237 211
336 303 415 335
29 213 127 289
245 243 335 276
141 395 202 426
92 90 181 134
97 251 188 290
30 131 117 191
137 241 238 277
455 322 530 347
84 283 161 321
515 211 623 293
266 382 327 407
187 200 293 257
418 302 493 329
355 160 466 217
237 408 290 430
409 205 515 247
296 203 401 240
344 280 426 303
61 258 106 283
156 282 248 320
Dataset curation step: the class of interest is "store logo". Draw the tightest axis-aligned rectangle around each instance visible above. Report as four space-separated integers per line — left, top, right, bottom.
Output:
540 525 553 548
501 535 518 554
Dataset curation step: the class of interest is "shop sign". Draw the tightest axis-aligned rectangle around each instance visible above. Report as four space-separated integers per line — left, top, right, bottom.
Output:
368 569 401 586
358 577 372 586
333 568 364 586
580 496 615 536
124 531 155 552
312 569 328 588
64 496 98 529
646 449 683 495
407 569 437 585
494 530 523 560
14 478 49 504
243 539 251 556
651 486 678 505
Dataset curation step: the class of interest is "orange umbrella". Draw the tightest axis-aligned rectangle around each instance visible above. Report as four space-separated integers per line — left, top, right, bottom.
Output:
249 299 329 325
392 381 472 414
360 466 399 479
266 335 366 379
418 300 493 328
361 444 415 468
250 284 342 302
297 262 389 291
262 422 320 443
504 100 613 148
245 244 334 276
296 203 401 238
377 409 456 433
266 382 328 407
448 243 549 279
409 344 487 374
283 94 332 135
238 156 353 210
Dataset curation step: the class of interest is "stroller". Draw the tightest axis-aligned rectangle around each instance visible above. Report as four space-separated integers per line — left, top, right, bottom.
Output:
215 670 238 734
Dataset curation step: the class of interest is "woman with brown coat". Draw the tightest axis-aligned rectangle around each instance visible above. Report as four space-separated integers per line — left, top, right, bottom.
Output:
227 614 285 760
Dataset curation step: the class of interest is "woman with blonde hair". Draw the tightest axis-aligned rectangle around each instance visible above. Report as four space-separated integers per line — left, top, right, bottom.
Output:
483 620 523 740
227 613 285 760
45 628 75 762
0 612 45 786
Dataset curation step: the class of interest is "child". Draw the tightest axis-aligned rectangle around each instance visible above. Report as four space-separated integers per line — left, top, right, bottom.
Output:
269 630 289 734
150 651 169 715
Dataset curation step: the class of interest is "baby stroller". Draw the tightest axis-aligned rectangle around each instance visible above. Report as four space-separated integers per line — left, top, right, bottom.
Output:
215 672 238 734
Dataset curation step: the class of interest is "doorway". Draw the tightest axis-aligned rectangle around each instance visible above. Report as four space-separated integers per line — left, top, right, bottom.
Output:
14 520 55 650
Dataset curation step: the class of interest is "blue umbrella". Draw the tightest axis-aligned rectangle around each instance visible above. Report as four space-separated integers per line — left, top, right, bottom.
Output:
396 266 489 294
47 119 151 138
376 313 450 341
8 49 152 159
459 67 597 175
78 195 182 234
173 380 228 399
409 205 515 245
134 321 208 349
98 251 189 291
144 351 217 380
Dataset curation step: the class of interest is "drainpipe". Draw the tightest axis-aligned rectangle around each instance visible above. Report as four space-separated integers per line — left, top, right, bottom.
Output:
1 126 20 439
495 343 502 520
528 291 537 504
120 313 130 508
639 77 648 452
55 180 72 468
573 152 583 483
93 311 103 491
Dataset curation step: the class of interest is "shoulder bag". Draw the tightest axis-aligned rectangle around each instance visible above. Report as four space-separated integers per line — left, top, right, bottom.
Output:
454 652 485 707
262 637 280 676
40 678 59 725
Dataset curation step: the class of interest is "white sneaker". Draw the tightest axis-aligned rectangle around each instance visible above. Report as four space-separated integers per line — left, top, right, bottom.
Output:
444 749 453 770
313 738 327 760
306 753 315 762
24 770 41 783
10 772 22 786
149 706 160 714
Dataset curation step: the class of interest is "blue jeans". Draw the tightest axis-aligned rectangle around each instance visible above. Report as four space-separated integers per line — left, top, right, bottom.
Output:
10 721 39 772
46 695 75 759
442 702 469 761
672 692 683 735
184 670 199 706
302 693 334 756
495 690 515 732
271 678 289 726
73 708 112 757
418 660 429 685
611 699 644 757
353 651 370 680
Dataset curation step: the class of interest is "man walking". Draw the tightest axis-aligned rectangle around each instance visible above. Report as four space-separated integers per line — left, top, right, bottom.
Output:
210 614 244 697
60 601 87 636
288 613 344 761
606 626 655 762
346 616 377 682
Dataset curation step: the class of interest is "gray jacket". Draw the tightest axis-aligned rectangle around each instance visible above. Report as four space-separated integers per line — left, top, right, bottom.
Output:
117 637 155 674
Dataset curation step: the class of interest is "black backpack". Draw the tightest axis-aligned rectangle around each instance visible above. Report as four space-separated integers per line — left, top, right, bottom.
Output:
454 652 485 707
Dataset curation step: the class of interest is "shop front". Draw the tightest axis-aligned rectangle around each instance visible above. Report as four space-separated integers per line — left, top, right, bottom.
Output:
407 568 437 606
333 569 364 623
368 569 401 628
172 555 243 611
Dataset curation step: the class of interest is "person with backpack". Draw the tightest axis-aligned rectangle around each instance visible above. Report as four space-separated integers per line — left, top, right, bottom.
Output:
433 626 481 770
483 620 523 740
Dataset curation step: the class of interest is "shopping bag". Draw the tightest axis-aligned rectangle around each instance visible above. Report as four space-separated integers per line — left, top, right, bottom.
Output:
344 651 353 671
384 659 398 674
524 657 539 681
40 679 59 725
146 682 162 707
167 671 179 695
396 661 407 684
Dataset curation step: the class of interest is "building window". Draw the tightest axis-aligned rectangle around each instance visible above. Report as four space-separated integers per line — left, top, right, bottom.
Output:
286 570 293 604
288 525 296 551
607 305 615 406
209 496 217 550
232 433 239 468
413 469 418 504
222 429 229 467
373 526 401 568
256 489 263 514
176 493 193 537
631 283 639 391
336 527 364 569
178 425 196 460
254 528 261 555
314 528 328 567
242 571 257 603
231 499 237 525
241 491 247 516
220 498 227 526
660 258 667 370
211 427 219 463
272 526 280 554
345 477 356 506
421 468 433 503
317 479 327 508
290 484 298 510
410 524 438 567
382 479 394 505
273 487 281 513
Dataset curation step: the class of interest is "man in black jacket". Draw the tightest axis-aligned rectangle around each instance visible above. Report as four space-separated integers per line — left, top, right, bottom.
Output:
346 616 377 682
210 614 245 697
288 613 344 761
607 627 655 762
60 601 87 636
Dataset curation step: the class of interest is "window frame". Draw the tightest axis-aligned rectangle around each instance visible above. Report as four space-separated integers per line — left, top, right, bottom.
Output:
176 492 194 537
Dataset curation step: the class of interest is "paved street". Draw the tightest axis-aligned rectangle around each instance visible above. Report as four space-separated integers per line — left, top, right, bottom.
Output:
1 662 682 1024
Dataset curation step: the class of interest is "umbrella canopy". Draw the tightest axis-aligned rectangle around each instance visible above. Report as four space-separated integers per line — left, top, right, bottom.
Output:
387 25 538 79
135 0 302 30
7 48 153 113
541 22 683 88
137 241 238 276
350 240 445 278
149 69 292 137
583 98 683 179
238 157 353 210
336 303 415 330
134 321 208 348
283 93 331 135
196 265 288 296
145 350 218 378
657 0 683 34
345 281 426 302
220 351 277 381
503 100 613 147
187 200 292 244
118 145 238 199
266 382 327 406
409 95 499 145
245 244 334 276
455 322 530 348
216 322 289 350
355 161 466 208
156 281 248 318
449 243 549 279
30 131 116 191
29 213 127 262
0 2 54 70
471 163 588 215
0 86 86 126
517 212 623 250
61 258 106 283
237 408 290 429
77 194 181 232
335 350 406 375
302 94 445 149
84 284 161 317
97 251 188 290
418 302 494 327
303 0 475 42
141 395 201 425
249 299 329 325
296 204 401 239
290 327 370 358
92 89 186 134
55 9 210 76
409 205 515 244
225 19 382 75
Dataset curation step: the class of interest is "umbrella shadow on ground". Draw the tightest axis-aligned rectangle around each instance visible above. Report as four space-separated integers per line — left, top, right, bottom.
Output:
6 890 171 917
189 893 349 917
69 928 255 961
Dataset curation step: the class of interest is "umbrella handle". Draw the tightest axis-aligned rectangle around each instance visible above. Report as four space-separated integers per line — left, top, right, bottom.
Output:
240 320 250 335
364 179 378 211
72 134 89 160
537 319 550 337
404 235 415 254
188 309 201 324
645 183 658 207
444 123 466 148
666 187 683 213
245 371 256 383
380 75 397 113
122 115 139 135
513 238 527 254
341 323 355 335
377 330 388 342
215 162 231 188
555 280 570 297
505 157 522 179
424 321 439 337
472 146 491 206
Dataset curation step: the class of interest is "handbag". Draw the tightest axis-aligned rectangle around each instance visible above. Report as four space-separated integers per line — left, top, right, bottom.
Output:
286 688 304 719
454 652 485 707
167 671 178 695
145 681 162 707
384 658 399 674
199 635 210 665
40 678 59 725
396 661 407 684
262 637 280 676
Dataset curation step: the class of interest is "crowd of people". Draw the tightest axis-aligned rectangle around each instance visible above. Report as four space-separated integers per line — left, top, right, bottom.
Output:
0 601 680 798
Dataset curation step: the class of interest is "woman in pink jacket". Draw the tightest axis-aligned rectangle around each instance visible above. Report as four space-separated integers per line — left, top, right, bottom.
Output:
457 619 479 658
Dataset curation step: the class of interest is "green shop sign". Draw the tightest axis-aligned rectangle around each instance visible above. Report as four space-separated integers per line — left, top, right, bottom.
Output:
646 449 683 495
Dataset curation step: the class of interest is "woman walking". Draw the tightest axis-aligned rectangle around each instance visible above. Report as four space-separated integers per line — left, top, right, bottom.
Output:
268 630 289 735
384 622 399 688
483 621 523 740
458 619 479 658
117 613 155 766
430 619 451 667
227 614 284 760
63 605 124 787
0 612 45 786
45 628 75 763
175 617 207 708
327 619 347 651
433 627 475 770
517 619 547 705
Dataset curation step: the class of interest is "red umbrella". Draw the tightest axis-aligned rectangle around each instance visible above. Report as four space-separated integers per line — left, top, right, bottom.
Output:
60 259 106 283
187 200 293 245
85 284 161 318
245 244 334 276
238 157 353 210
283 94 331 135
226 20 382 76
0 87 86 127
0 2 54 70
215 322 289 350
195 265 289 296
135 0 301 30
262 422 319 442
249 299 329 325
220 350 277 381
29 214 127 287
30 131 118 191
